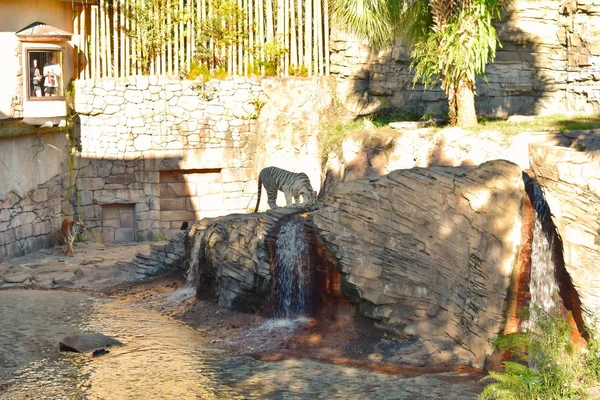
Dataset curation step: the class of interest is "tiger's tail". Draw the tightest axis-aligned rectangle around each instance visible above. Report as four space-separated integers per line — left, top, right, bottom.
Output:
254 175 263 213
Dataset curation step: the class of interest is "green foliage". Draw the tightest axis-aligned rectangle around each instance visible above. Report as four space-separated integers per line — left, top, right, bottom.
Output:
212 67 229 79
195 0 247 69
318 113 375 164
411 3 501 94
583 316 600 382
247 97 266 119
155 234 168 242
289 64 308 77
479 306 591 400
184 62 211 82
469 114 600 136
252 39 288 76
117 0 183 74
332 0 511 126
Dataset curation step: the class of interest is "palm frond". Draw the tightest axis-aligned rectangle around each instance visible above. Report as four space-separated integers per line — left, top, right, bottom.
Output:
331 0 397 48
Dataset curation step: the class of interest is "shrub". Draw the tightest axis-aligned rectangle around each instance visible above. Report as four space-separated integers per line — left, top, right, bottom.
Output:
479 306 592 400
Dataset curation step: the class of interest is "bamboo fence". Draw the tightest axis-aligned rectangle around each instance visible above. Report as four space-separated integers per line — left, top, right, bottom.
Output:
71 0 330 79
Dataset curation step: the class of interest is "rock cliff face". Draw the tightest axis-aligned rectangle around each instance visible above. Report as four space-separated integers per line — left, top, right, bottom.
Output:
187 209 294 313
530 130 600 321
179 160 526 368
330 0 600 117
313 160 525 367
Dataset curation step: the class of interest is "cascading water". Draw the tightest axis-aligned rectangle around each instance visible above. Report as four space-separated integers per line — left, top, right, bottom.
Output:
529 217 559 313
166 231 202 303
527 182 560 327
186 231 203 287
273 216 312 318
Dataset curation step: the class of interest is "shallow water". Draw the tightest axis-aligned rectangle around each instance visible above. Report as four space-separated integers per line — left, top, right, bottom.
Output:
0 290 480 399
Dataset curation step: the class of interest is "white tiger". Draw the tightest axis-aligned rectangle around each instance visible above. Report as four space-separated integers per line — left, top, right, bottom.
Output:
254 166 317 212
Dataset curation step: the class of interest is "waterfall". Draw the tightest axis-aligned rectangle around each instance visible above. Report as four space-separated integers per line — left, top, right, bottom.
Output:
530 217 559 313
186 231 203 287
527 182 559 328
274 216 312 318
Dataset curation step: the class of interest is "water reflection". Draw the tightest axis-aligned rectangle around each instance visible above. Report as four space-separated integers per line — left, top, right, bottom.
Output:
0 290 481 399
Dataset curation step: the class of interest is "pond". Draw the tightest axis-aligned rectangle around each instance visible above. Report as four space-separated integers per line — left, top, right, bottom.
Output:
0 290 482 399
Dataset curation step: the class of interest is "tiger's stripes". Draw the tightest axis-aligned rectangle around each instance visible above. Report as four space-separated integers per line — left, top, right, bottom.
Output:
254 166 317 213
61 217 86 257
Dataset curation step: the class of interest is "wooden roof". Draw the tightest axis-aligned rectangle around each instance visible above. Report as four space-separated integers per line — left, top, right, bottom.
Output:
16 22 72 42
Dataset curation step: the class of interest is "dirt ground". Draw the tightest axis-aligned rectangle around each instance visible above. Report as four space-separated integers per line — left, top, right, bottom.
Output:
101 272 486 381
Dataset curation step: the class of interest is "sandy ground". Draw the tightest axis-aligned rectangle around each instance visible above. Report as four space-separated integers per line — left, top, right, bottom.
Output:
102 271 486 384
1 242 486 393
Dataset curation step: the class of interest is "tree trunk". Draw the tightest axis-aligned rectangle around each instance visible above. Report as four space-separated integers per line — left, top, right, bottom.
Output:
455 79 478 127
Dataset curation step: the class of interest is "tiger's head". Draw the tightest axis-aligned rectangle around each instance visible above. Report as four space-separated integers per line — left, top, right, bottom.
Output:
73 218 86 234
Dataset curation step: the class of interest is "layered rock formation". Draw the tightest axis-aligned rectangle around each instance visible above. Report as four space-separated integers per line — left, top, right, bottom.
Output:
314 160 525 367
331 0 600 117
174 160 526 368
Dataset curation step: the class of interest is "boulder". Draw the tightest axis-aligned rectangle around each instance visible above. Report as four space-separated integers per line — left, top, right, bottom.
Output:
59 333 123 353
313 160 526 368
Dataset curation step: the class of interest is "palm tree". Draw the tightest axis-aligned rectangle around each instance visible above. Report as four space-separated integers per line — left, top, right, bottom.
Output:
333 0 510 127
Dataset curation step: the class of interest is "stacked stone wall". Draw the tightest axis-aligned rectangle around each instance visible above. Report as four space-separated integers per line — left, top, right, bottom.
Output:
72 76 264 242
331 0 600 117
0 175 64 260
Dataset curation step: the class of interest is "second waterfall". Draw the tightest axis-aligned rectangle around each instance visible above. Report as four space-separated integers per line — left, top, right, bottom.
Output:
273 216 313 318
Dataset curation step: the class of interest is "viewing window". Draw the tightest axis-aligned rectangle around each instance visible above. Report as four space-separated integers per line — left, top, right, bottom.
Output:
27 50 64 100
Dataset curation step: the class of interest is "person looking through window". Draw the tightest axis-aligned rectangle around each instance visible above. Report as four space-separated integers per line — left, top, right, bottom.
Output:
43 54 61 96
31 59 42 97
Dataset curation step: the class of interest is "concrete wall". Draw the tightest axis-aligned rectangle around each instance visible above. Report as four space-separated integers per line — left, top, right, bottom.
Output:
331 0 600 117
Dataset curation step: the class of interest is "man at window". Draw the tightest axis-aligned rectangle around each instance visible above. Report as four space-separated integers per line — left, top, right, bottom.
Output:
43 53 61 96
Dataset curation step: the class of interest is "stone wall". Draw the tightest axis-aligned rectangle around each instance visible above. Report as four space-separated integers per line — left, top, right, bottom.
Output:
330 0 600 117
0 75 336 260
72 76 263 242
0 130 67 261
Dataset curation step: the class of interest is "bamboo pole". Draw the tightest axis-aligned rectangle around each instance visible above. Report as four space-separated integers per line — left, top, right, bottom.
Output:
297 0 303 71
121 0 131 76
73 4 81 79
266 0 274 43
282 0 288 76
132 0 138 75
289 0 296 70
119 0 125 77
84 5 90 79
91 5 97 78
105 1 112 78
324 0 329 75
238 0 243 75
315 0 322 75
305 0 312 76
258 0 264 74
208 0 214 70
246 0 252 75
99 1 106 77
112 1 119 77
187 0 193 74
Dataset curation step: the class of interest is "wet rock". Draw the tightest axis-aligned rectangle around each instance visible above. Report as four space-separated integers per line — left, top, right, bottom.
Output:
3 271 32 284
81 257 104 265
59 333 123 353
92 348 110 357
